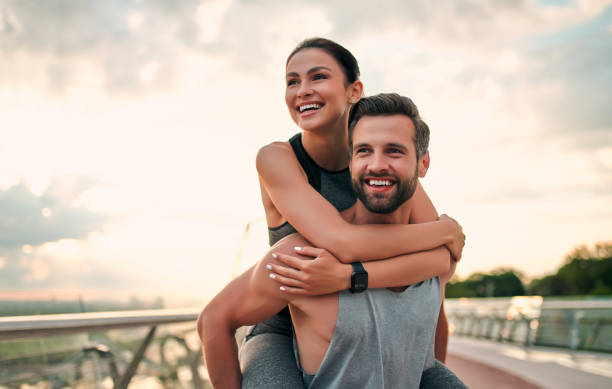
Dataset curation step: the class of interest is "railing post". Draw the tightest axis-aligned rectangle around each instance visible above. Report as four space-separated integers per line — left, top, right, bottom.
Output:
189 348 205 389
494 315 504 342
115 326 157 389
569 310 584 351
82 344 120 385
522 314 533 347
160 334 205 389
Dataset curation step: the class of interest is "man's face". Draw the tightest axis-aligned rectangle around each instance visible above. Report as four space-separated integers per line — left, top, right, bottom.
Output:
350 114 428 214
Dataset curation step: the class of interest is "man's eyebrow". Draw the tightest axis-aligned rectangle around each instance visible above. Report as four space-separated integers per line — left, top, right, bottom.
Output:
286 66 332 78
352 142 371 149
386 142 408 150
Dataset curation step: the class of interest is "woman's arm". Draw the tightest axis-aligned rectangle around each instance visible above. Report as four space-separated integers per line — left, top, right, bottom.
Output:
362 183 458 288
268 244 453 293
198 235 309 388
257 144 463 262
266 181 460 294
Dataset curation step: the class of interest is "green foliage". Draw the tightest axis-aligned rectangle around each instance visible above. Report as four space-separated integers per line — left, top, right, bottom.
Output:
528 242 612 296
445 268 525 298
446 242 612 298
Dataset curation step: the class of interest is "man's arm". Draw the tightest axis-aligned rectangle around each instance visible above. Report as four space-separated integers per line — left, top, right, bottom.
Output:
197 235 309 388
435 256 457 363
411 182 457 362
435 303 449 363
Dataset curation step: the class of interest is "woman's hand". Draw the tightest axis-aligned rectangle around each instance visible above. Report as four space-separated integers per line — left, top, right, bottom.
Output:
266 246 352 295
439 214 465 261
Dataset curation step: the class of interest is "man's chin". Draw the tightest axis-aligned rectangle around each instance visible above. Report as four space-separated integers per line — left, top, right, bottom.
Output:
362 200 399 214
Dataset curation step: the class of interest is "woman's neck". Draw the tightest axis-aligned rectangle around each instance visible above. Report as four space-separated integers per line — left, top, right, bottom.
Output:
301 124 350 171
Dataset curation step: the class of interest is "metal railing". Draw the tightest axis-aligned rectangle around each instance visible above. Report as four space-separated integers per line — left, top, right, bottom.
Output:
446 297 612 352
0 308 207 389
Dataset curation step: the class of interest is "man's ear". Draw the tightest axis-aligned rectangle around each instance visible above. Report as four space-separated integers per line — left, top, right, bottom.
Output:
348 80 363 103
418 151 430 177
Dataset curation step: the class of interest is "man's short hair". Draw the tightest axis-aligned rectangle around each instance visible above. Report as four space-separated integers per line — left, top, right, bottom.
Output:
348 93 430 160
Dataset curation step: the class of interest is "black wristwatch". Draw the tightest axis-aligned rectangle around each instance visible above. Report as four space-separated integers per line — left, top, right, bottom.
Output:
349 262 368 293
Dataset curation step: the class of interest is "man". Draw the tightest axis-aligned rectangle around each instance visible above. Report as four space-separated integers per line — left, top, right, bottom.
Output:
198 93 466 388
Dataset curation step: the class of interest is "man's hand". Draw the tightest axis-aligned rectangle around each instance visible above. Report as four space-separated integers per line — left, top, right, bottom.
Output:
266 246 352 295
439 214 465 261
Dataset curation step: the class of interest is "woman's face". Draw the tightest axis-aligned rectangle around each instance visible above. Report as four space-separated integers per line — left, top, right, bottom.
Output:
285 48 355 132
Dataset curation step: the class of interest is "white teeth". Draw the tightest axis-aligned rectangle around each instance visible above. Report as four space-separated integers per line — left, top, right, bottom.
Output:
368 179 392 186
299 103 321 113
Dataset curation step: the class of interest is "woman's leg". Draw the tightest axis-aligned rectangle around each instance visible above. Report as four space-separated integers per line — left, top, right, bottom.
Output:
420 360 468 389
239 315 304 389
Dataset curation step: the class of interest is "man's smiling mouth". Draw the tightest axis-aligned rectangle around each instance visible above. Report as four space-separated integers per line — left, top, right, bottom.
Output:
367 179 393 187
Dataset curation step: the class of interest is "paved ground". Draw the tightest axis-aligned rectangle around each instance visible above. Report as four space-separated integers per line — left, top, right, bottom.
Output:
447 353 543 389
447 336 612 389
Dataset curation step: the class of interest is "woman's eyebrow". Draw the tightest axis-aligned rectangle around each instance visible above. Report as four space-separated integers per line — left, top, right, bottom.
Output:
286 66 332 78
306 66 331 74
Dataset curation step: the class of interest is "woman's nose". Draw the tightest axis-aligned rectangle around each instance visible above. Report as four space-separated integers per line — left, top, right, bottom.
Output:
297 81 313 98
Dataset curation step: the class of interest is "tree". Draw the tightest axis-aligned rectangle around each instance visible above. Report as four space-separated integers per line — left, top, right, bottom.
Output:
528 242 612 296
445 268 525 298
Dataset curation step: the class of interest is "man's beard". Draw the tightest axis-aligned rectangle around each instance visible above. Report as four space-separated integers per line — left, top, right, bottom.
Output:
351 168 419 214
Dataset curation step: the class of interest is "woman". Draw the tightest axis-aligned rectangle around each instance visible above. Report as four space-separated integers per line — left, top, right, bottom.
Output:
241 38 465 388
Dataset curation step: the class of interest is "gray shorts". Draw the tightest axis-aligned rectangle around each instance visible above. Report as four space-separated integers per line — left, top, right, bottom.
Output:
239 314 304 388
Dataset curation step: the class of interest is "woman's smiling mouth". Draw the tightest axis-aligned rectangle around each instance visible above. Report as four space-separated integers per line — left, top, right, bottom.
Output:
297 102 324 117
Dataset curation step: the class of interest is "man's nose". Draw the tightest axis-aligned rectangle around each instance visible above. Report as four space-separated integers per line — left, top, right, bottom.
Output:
368 152 389 173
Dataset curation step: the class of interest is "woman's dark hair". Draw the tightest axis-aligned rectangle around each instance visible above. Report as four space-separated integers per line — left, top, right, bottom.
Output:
287 37 360 84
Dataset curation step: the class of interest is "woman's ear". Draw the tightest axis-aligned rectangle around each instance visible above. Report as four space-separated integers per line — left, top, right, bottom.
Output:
349 80 363 104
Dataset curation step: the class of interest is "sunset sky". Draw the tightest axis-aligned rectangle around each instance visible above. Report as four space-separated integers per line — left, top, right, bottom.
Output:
1 0 611 306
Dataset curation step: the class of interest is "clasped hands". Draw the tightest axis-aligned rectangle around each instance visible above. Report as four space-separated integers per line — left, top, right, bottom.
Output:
266 246 351 295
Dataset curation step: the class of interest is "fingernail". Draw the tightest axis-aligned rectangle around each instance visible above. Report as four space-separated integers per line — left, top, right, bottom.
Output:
271 253 278 258
269 273 276 279
265 264 272 270
280 286 286 291
294 246 302 251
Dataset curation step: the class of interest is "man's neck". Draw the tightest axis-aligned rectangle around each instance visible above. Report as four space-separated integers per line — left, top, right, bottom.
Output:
346 200 413 225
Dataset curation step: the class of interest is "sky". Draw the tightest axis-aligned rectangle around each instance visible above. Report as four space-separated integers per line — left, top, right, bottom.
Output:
0 0 611 306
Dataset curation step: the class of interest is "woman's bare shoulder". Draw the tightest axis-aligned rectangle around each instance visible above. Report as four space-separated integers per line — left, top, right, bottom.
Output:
256 140 300 176
257 141 291 160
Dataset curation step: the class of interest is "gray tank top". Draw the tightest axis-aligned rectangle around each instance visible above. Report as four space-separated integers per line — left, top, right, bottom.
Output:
294 277 441 388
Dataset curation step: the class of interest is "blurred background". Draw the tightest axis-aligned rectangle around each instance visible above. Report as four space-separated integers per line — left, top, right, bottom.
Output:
1 0 611 313
1 1 611 388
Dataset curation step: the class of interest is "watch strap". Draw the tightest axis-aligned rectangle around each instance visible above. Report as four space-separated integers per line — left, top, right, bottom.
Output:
350 262 368 293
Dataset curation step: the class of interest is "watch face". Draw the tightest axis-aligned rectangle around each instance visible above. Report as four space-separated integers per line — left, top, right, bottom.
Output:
353 273 368 291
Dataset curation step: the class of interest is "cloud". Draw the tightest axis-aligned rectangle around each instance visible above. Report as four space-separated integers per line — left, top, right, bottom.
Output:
3 0 610 99
0 245 137 290
342 2 612 153
0 176 108 248
0 0 204 93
